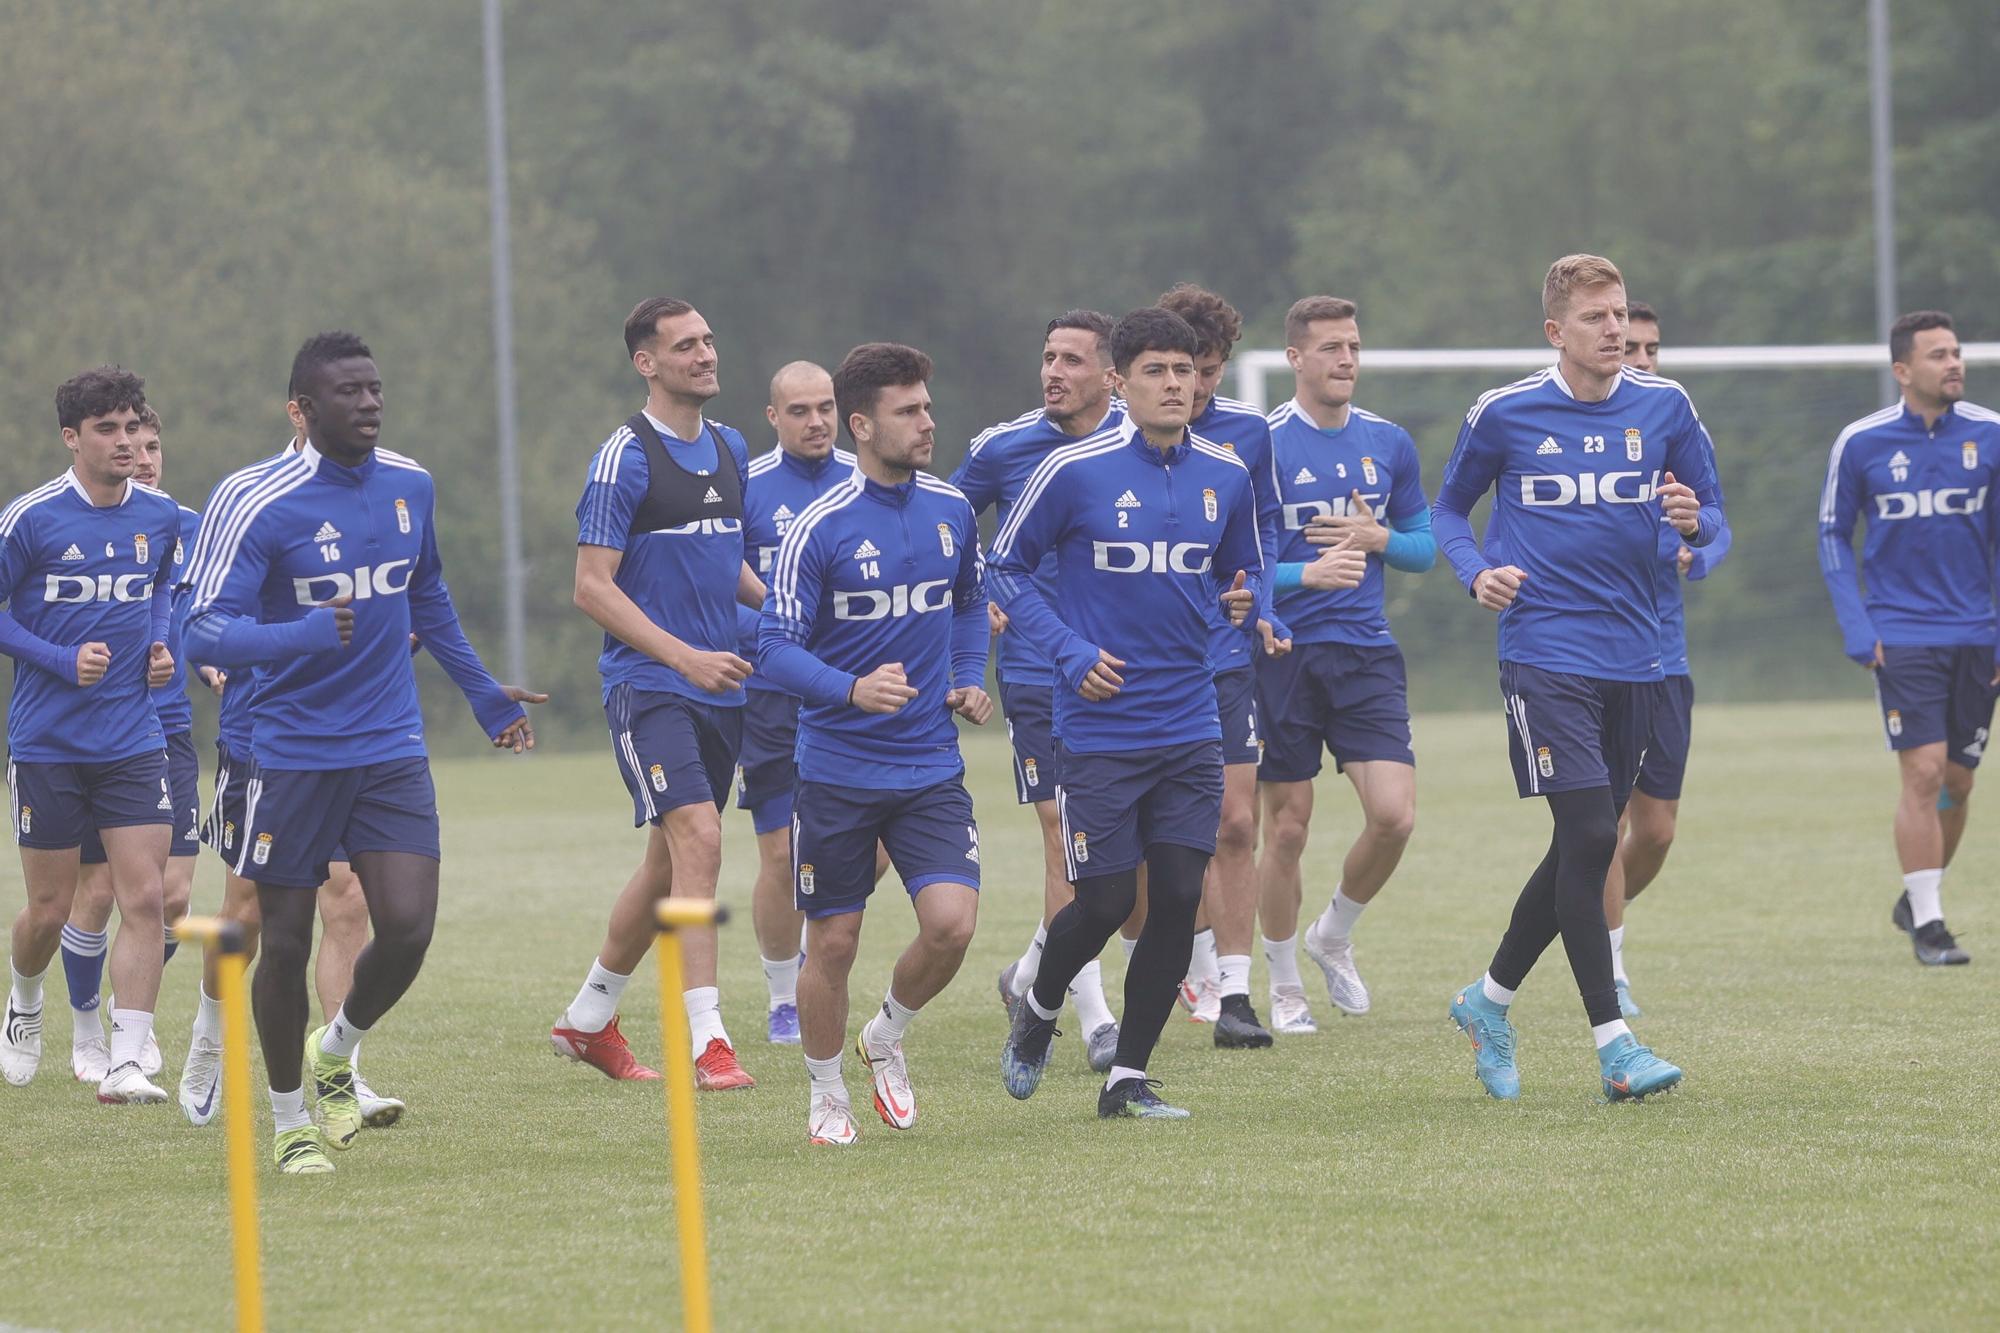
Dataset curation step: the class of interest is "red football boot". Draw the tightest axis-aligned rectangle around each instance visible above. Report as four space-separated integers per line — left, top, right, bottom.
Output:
693 1037 755 1091
550 1014 661 1081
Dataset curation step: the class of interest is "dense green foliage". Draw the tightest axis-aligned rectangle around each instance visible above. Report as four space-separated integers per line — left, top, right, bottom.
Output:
4 2 1996 740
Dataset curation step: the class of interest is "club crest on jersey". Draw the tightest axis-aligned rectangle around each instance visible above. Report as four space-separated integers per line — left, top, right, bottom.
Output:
1889 450 1910 483
173 537 185 566
798 863 816 895
1202 488 1218 522
938 522 954 557
1072 830 1089 864
1887 709 1903 737
1361 456 1379 485
252 832 273 866
395 497 412 533
1965 441 1980 470
134 533 149 565
1535 746 1554 778
1625 428 1644 461
648 763 668 793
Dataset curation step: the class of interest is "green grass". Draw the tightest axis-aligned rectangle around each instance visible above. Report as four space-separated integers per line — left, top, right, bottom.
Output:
3 700 1998 1330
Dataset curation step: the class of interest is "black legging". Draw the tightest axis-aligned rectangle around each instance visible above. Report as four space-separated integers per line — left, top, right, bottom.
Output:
1031 842 1209 1073
1487 787 1621 1027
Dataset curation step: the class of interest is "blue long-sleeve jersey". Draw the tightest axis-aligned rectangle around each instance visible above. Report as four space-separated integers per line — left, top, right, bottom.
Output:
1432 365 1727 682
578 411 753 707
195 449 291 761
1188 396 1286 672
1654 507 1732 676
1265 399 1430 646
950 403 1124 688
739 443 857 692
989 417 1263 753
1818 400 2000 662
183 442 521 769
150 503 202 736
0 472 180 763
758 470 987 788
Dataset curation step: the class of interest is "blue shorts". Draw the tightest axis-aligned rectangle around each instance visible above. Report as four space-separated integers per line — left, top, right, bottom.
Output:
1214 667 1262 767
999 680 1061 804
206 744 349 873
1633 673 1696 801
1499 663 1658 807
235 756 439 889
605 684 743 826
793 777 980 919
82 731 201 864
735 688 800 836
9 749 171 852
1255 641 1414 782
1056 741 1224 879
1875 644 1997 767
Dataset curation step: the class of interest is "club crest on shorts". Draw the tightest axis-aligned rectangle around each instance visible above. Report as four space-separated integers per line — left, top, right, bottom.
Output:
17 806 29 835
937 522 954 557
1535 745 1554 778
1202 487 1218 522
1887 709 1903 737
1023 757 1039 788
134 533 149 565
798 863 815 895
1965 441 1980 470
1072 830 1089 864
222 820 236 850
252 832 273 866
1625 427 1644 461
648 763 668 793
395 497 412 533
1361 456 1379 486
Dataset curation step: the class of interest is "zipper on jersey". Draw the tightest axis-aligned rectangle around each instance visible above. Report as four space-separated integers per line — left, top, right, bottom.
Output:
1163 459 1179 528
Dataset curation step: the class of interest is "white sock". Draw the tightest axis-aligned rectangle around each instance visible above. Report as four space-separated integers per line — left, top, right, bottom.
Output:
761 953 800 1009
564 959 630 1034
1217 953 1251 999
1024 989 1061 1021
1263 935 1302 990
108 1008 153 1071
9 963 45 1013
1118 935 1137 960
1012 924 1047 993
1904 867 1945 928
866 989 919 1055
1592 1019 1631 1050
1188 929 1219 985
268 1085 310 1133
320 1006 367 1059
683 986 727 1055
72 1004 104 1046
1316 886 1367 941
1068 960 1115 1032
1609 925 1629 984
1481 973 1515 1007
1105 1063 1146 1089
192 986 223 1044
804 1052 845 1102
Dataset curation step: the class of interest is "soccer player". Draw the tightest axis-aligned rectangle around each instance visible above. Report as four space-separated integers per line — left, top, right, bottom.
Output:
1257 297 1431 1034
993 307 1263 1119
185 332 531 1173
758 342 988 1144
737 361 857 1044
1154 283 1287 1046
1603 302 1731 1013
950 311 1125 1072
555 298 765 1089
1819 310 2000 967
0 366 181 1103
1433 255 1723 1102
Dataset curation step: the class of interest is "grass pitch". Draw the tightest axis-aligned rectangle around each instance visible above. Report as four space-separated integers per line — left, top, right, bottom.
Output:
2 700 1997 1330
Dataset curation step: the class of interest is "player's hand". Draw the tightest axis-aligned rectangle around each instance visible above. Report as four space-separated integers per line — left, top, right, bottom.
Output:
987 601 1009 635
1221 570 1255 627
1659 472 1700 537
1473 565 1527 612
1257 619 1292 657
1676 544 1694 576
945 685 993 725
1079 648 1125 701
1301 545 1367 591
1308 492 1389 554
851 662 918 714
74 641 111 687
1870 640 1885 671
676 648 752 694
146 641 174 687
197 665 227 696
317 594 355 647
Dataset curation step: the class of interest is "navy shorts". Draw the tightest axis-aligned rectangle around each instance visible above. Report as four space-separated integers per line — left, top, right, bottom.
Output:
793 777 980 919
1255 641 1415 782
206 744 349 873
9 749 171 852
1056 741 1224 879
605 684 743 826
735 688 800 836
82 731 201 864
235 756 439 889
1633 673 1696 801
1499 662 1658 808
1874 644 1997 767
1214 667 1262 767
999 680 1061 805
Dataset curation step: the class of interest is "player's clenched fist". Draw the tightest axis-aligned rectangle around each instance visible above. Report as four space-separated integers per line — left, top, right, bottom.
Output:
1658 471 1700 536
74 641 111 687
850 661 918 714
1078 648 1124 701
1473 565 1527 612
146 640 174 688
677 648 752 694
945 685 993 725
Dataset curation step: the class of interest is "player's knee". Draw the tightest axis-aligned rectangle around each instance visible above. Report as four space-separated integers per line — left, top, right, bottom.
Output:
23 894 68 936
1216 802 1257 855
804 918 861 970
1944 766 1976 804
1368 802 1416 846
922 910 976 959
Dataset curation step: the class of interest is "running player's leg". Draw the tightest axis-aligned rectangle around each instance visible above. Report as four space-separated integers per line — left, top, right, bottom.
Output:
250 883 321 1160
334 851 437 1031
6 832 85 1087
738 687 804 1040
314 860 365 1022
1605 672 1689 1009
63 855 114 1079
1205 739 1269 1047
92 755 172 1103
1254 643 1324 1031
793 779 884 1144
180 864 261 1125
1876 645 1980 963
1940 762 1975 865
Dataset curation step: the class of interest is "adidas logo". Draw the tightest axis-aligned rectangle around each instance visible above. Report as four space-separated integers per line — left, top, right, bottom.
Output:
853 539 882 561
60 544 84 562
772 504 794 521
702 486 722 505
1293 467 1317 485
1536 437 1562 456
1114 490 1142 509
157 790 174 811
313 521 342 543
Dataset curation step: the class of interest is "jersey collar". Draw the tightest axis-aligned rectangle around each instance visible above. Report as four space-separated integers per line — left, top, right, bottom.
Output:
1117 415 1190 466
859 472 917 506
778 446 840 480
298 439 372 485
63 468 132 508
1285 396 1355 434
1898 400 1960 428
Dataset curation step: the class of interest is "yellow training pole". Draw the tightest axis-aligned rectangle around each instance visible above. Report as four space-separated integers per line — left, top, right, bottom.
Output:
173 916 265 1333
654 898 727 1333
